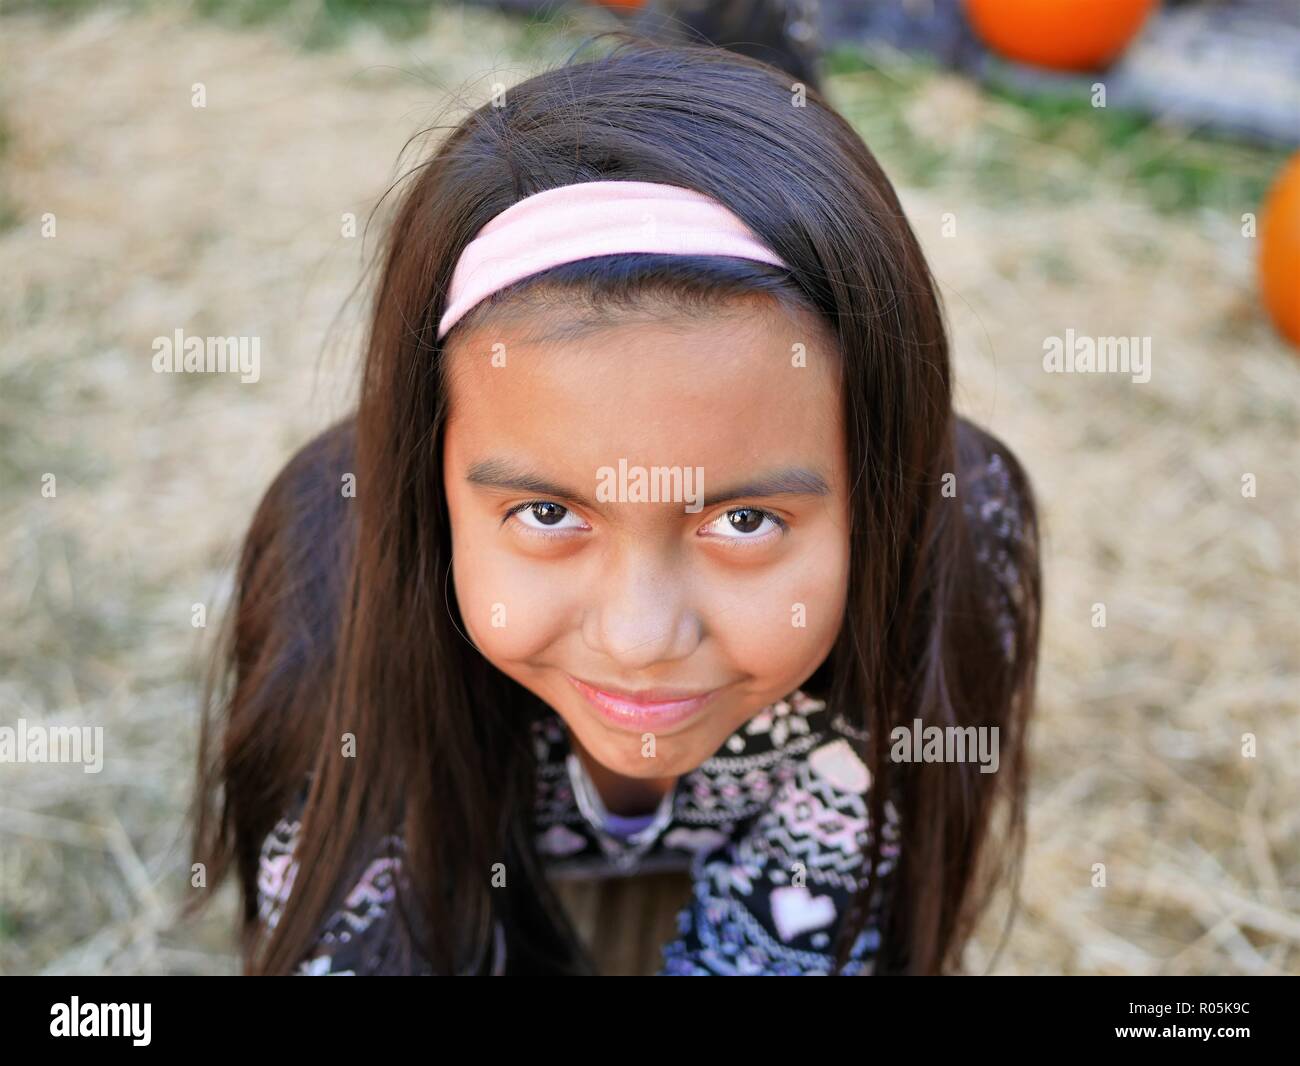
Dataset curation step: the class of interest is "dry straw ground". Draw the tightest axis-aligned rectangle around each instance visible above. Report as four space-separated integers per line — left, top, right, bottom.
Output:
1 4 1296 975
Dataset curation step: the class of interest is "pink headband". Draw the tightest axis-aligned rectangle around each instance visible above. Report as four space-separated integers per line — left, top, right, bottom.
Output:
436 180 790 340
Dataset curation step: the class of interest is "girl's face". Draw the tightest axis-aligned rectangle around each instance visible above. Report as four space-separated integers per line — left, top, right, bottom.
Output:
442 295 851 785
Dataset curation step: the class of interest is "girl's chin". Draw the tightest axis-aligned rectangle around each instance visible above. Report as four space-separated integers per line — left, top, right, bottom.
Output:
568 719 707 775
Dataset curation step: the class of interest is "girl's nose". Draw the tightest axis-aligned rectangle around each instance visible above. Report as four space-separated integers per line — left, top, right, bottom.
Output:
581 555 702 670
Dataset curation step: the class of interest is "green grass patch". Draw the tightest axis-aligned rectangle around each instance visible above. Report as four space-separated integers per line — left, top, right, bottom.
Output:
825 44 1291 218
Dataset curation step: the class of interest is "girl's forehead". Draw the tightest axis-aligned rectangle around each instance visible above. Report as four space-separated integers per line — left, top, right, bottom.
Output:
448 322 836 423
441 306 846 484
443 299 838 398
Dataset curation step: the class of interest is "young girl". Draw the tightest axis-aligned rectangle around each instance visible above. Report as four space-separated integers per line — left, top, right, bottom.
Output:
190 33 1041 976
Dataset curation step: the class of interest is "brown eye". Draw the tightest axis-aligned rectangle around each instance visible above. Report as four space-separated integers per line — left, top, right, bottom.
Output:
507 500 588 533
530 502 567 526
700 507 787 542
727 508 765 534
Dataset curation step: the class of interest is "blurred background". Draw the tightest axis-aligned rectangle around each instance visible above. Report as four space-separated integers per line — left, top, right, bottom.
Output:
1 0 1297 975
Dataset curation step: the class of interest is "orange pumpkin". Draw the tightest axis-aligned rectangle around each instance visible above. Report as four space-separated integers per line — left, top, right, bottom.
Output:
1259 152 1300 349
964 0 1158 72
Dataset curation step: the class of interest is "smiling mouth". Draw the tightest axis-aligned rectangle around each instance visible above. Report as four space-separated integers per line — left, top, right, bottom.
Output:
565 675 721 732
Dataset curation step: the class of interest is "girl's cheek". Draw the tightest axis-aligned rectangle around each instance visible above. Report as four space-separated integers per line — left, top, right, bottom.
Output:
703 541 849 683
453 543 578 662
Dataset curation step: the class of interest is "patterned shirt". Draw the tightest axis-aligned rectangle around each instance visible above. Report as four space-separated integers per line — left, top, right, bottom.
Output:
254 447 1030 975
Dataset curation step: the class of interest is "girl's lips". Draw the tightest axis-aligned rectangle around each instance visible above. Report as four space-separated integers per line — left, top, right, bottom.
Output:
566 675 718 733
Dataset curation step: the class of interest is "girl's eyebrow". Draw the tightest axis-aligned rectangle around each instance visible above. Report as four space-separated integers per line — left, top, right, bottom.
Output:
465 459 830 509
701 469 830 508
466 459 593 507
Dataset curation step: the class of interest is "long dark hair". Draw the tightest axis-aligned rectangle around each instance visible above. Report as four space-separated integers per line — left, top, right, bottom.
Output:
189 32 1041 975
